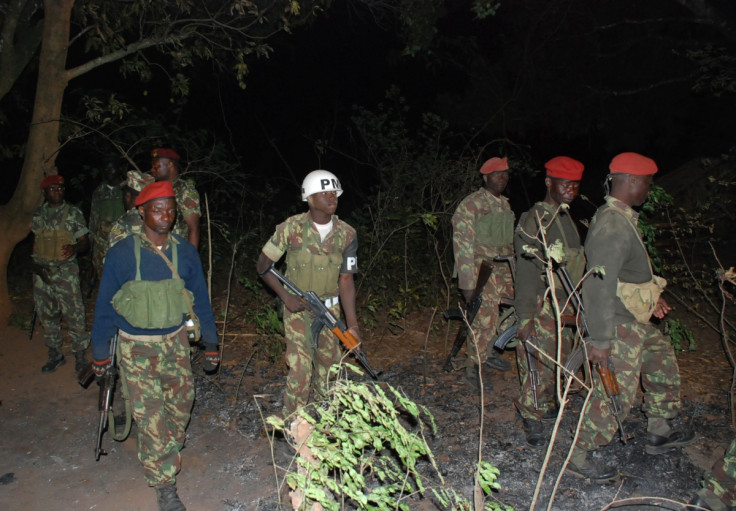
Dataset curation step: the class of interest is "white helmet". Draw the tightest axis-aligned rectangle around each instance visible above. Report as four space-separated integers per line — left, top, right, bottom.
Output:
301 169 343 201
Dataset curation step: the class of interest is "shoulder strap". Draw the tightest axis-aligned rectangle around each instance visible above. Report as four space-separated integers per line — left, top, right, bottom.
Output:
146 237 196 320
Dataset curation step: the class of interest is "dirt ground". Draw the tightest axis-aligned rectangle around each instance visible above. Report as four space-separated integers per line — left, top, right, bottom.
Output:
1 270 734 510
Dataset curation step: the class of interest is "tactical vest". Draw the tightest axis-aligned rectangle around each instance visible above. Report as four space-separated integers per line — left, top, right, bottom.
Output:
285 220 343 297
605 205 667 323
112 235 195 330
476 207 514 248
97 195 125 225
33 204 76 262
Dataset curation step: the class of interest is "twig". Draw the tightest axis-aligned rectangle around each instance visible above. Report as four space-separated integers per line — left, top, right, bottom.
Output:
422 307 437 388
710 242 736 428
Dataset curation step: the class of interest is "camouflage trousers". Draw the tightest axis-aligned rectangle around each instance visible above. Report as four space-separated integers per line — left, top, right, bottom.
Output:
117 328 194 487
515 299 575 421
701 438 736 508
576 321 681 451
282 303 343 417
33 262 89 352
91 229 112 279
465 263 513 364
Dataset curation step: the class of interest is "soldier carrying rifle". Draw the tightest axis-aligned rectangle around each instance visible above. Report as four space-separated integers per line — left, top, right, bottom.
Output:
568 152 694 482
513 156 586 447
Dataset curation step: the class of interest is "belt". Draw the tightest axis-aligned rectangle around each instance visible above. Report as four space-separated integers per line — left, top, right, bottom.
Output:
120 325 184 342
323 296 339 308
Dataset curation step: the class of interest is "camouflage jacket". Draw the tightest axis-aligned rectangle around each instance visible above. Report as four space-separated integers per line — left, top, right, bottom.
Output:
452 187 514 291
89 183 124 238
31 201 89 266
514 201 583 323
582 196 654 348
107 208 143 249
172 177 200 239
261 212 358 298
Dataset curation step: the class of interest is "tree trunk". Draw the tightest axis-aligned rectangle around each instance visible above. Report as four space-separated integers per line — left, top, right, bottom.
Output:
0 0 73 321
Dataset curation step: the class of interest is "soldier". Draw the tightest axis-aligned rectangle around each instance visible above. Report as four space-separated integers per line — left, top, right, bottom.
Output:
90 181 219 511
107 170 155 249
149 148 201 249
569 152 693 481
514 156 586 446
89 157 124 278
688 439 736 510
451 157 514 388
256 170 360 419
32 174 91 374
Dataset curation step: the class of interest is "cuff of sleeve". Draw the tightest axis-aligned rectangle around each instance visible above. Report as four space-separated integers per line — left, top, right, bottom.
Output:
591 339 611 351
261 243 284 264
203 343 218 352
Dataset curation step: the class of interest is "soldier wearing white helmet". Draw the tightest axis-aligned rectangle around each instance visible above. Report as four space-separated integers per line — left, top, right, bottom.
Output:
257 170 360 421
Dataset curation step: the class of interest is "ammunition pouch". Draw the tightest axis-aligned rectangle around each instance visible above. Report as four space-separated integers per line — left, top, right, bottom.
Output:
616 275 667 323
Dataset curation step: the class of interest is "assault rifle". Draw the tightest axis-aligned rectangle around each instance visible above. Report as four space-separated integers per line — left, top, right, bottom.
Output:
442 261 493 372
596 358 627 444
266 265 379 380
96 335 118 461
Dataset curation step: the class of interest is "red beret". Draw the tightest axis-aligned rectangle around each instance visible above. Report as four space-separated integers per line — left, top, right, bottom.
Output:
480 157 509 174
151 148 180 161
40 175 64 190
609 152 658 175
545 156 584 181
135 181 175 206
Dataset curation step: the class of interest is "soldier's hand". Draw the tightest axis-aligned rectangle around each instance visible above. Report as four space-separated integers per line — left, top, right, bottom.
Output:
652 297 672 319
587 345 611 366
346 325 362 351
516 320 535 342
92 357 111 378
283 294 306 313
61 243 76 259
202 344 220 373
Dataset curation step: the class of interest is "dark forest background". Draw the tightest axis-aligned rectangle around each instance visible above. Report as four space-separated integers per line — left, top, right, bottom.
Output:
1 0 735 323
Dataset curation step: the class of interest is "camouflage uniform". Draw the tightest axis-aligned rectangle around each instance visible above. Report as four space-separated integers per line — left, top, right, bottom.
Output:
31 202 90 353
89 183 124 277
108 209 144 249
91 233 218 487
452 187 515 364
514 202 585 420
171 177 200 240
261 212 358 417
697 439 736 510
576 196 681 451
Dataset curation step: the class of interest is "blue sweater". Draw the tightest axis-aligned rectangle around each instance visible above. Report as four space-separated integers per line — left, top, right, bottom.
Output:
91 234 217 359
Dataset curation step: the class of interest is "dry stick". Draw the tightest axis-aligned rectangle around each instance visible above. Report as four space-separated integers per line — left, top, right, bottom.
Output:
432 239 453 354
710 242 736 429
215 238 240 378
601 495 704 510
665 206 736 335
422 307 437 388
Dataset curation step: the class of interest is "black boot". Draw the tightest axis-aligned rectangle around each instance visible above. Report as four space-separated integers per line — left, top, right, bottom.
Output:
156 483 186 511
567 447 618 482
645 429 695 455
542 404 560 421
41 349 66 374
522 418 545 447
464 364 481 390
74 350 88 373
485 353 511 372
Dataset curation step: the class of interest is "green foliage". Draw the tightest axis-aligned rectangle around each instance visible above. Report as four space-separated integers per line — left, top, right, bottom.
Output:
663 317 696 353
682 45 736 97
638 184 674 273
471 0 501 20
271 371 510 510
239 276 286 361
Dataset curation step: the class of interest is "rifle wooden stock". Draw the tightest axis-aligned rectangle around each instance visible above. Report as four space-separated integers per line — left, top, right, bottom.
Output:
442 261 493 372
266 265 379 380
595 360 628 444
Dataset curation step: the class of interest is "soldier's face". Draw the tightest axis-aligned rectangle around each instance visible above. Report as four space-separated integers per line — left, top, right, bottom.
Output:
307 191 338 217
44 184 65 205
546 177 580 206
140 198 176 235
484 171 509 196
628 174 653 207
150 158 171 181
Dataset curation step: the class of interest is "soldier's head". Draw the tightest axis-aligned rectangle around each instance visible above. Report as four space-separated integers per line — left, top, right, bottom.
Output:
150 148 181 182
607 152 658 207
122 170 155 210
543 156 584 206
40 174 65 206
301 170 343 222
136 181 176 241
479 157 509 197
101 157 122 186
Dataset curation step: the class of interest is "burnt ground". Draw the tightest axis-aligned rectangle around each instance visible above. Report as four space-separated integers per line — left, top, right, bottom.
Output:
0 268 734 510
